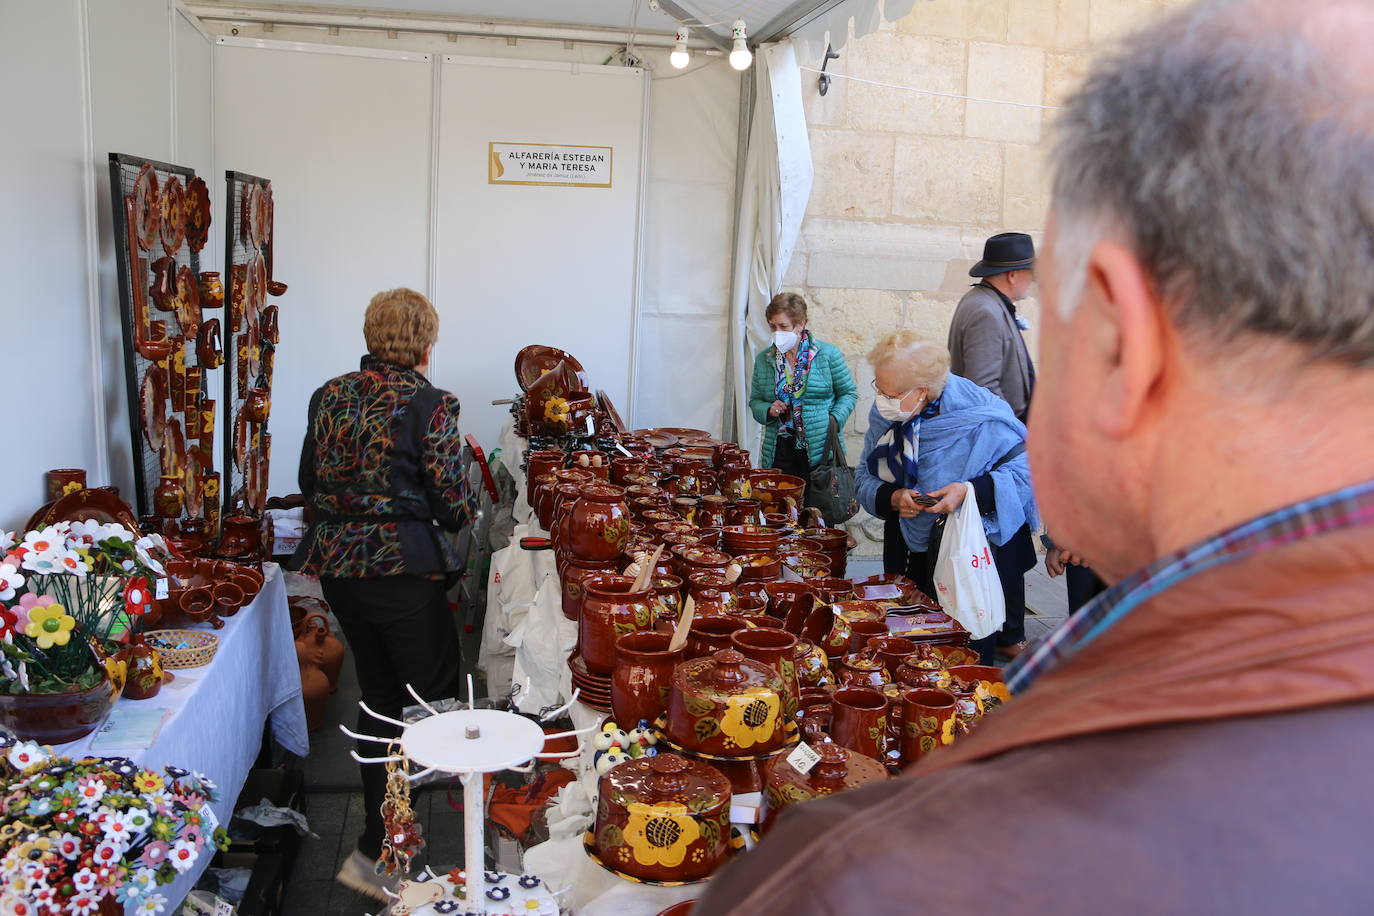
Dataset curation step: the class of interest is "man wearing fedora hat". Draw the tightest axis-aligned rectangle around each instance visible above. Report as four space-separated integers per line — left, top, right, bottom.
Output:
948 231 1037 422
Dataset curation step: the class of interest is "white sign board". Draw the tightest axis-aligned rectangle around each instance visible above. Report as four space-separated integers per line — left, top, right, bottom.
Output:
488 142 613 188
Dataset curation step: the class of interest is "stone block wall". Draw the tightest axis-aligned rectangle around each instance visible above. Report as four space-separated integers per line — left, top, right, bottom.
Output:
783 0 1185 542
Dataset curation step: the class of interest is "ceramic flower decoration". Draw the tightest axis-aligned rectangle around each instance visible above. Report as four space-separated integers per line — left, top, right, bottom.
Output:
24 602 75 649
0 564 22 602
621 801 700 869
123 577 153 616
717 688 781 750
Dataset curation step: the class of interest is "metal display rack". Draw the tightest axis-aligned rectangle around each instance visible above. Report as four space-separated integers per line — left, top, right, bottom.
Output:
108 153 213 520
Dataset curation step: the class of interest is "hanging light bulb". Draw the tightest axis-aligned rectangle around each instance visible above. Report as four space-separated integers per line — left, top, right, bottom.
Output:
670 27 690 69
729 19 752 70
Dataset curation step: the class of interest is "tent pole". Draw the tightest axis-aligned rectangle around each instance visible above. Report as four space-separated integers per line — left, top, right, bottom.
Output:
722 64 755 445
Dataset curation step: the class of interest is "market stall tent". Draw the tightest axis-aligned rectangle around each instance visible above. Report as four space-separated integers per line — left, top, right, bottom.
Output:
0 0 915 527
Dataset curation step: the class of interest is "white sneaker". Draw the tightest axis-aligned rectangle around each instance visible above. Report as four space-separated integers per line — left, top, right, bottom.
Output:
334 849 399 903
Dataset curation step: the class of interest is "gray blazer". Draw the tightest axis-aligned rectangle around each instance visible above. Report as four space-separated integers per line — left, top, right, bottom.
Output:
946 284 1032 419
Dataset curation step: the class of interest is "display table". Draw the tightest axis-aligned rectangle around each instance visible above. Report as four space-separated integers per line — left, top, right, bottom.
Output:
56 563 309 910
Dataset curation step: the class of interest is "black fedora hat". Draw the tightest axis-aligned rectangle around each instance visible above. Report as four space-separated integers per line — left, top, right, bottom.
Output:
969 232 1036 277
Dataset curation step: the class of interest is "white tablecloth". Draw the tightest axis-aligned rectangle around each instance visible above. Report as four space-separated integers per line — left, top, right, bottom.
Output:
56 563 308 910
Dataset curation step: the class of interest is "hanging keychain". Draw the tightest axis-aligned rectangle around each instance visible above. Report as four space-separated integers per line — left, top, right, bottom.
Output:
377 741 426 878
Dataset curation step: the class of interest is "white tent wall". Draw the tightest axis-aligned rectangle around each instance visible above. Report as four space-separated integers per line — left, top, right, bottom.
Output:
0 0 212 530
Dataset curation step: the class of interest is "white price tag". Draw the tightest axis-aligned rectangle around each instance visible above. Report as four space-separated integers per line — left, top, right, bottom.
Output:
155 578 169 600
786 741 821 775
615 442 633 457
585 414 596 435
215 899 236 916
199 802 220 834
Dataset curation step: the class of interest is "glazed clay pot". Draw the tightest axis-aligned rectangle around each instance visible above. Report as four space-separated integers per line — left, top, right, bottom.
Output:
868 636 918 674
566 483 632 562
119 637 164 701
734 596 768 617
799 527 849 578
0 671 118 744
946 665 1012 720
532 476 558 530
846 619 890 655
296 611 346 692
683 615 749 661
780 590 818 635
763 742 887 832
899 687 958 769
594 753 731 883
562 557 617 621
801 604 853 660
792 639 832 688
218 514 262 558
526 450 565 503
612 631 686 730
829 686 888 760
665 649 788 757
154 475 185 518
671 544 732 583
808 578 856 604
836 653 892 689
580 576 656 676
731 626 799 719
45 468 87 502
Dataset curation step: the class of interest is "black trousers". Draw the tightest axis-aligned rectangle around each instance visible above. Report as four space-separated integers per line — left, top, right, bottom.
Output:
321 575 462 860
1066 565 1107 615
886 516 1032 665
771 433 813 478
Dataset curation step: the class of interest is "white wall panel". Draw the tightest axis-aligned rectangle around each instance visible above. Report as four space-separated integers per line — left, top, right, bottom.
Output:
213 40 434 497
434 56 647 451
0 0 100 528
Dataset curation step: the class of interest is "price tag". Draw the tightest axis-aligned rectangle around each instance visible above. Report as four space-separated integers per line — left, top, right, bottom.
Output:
215 899 236 916
614 442 634 457
786 741 821 775
199 802 220 833
155 578 169 600
585 414 596 435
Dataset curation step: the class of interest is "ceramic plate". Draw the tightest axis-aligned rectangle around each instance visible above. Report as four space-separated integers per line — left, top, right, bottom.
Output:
133 163 160 251
174 265 201 337
159 175 186 256
161 418 185 478
581 832 711 888
184 446 205 517
31 488 139 533
514 345 587 392
655 428 711 441
247 253 266 325
246 184 267 249
234 413 249 473
184 176 211 252
628 429 678 449
596 389 627 433
140 366 168 453
652 715 800 763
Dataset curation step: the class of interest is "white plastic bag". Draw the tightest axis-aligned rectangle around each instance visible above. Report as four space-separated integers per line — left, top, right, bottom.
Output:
932 483 1006 640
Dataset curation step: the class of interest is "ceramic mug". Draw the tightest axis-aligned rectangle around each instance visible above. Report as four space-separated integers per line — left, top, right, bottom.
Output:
199 271 224 309
899 687 958 768
846 619 890 655
828 686 888 760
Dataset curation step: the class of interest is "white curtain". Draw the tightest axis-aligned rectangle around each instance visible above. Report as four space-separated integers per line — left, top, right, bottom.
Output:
725 41 814 458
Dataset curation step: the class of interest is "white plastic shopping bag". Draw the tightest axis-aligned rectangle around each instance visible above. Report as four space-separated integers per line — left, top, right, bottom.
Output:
932 483 1006 640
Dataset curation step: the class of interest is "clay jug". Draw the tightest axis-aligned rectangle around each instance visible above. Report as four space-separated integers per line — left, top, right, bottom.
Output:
154 475 185 518
119 636 165 701
566 483 632 562
300 662 330 731
296 612 345 692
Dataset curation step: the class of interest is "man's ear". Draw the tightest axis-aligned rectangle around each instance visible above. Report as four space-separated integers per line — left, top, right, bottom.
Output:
1085 241 1166 438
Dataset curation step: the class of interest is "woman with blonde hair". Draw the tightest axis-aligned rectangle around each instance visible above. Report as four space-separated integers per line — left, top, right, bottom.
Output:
855 330 1038 663
296 287 473 899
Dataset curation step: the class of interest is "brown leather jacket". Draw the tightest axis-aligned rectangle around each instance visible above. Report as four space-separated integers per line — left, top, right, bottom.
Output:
696 522 1374 914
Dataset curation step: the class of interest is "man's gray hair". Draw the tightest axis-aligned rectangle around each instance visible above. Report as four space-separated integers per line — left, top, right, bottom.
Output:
1051 0 1374 365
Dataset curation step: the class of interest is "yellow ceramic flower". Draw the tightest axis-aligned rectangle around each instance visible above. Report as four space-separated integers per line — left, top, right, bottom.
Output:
543 396 570 424
940 714 957 745
717 688 780 750
25 603 75 648
622 802 700 869
134 771 165 793
61 481 83 497
103 656 128 692
975 680 1012 712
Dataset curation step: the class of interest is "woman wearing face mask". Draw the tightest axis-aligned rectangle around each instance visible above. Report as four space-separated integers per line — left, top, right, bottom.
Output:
855 330 1038 664
748 293 858 484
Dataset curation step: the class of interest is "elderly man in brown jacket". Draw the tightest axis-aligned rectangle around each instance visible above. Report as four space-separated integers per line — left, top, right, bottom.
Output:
697 0 1374 912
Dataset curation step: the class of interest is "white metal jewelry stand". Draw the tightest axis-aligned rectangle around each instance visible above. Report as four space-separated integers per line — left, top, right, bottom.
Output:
343 676 594 913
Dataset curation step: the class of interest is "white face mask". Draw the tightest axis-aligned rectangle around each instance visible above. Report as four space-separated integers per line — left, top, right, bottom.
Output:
772 330 800 353
875 391 921 424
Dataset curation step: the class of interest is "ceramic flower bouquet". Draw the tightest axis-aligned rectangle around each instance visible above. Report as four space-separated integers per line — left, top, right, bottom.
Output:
0 521 170 696
0 736 229 915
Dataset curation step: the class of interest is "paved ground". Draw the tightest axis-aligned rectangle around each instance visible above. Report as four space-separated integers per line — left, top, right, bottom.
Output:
276 560 1072 915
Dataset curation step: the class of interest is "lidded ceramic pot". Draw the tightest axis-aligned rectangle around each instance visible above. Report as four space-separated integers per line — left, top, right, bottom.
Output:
593 753 731 883
566 482 632 562
763 742 888 831
665 649 788 757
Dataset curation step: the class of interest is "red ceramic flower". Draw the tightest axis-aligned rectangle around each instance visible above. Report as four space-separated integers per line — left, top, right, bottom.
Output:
123 577 152 616
0 605 16 637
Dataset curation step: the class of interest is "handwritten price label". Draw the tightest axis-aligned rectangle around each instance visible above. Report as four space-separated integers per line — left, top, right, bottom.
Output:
786 741 821 774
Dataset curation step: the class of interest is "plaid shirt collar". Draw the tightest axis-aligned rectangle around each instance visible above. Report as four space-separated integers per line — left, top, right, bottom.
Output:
1006 478 1374 694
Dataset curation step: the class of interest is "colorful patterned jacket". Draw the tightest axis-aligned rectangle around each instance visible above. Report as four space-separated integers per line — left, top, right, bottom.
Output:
296 356 474 579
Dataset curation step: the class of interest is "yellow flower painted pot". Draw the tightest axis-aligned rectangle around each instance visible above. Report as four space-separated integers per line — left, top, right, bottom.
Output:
594 753 731 883
665 649 788 757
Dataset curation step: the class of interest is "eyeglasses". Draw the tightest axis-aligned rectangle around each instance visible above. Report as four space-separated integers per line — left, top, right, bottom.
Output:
870 379 921 400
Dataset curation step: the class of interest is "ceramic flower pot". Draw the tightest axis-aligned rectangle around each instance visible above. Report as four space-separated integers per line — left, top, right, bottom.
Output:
730 627 799 718
899 687 958 768
828 686 888 760
611 631 684 729
566 483 632 562
45 468 87 502
763 742 887 832
0 672 118 744
665 649 788 757
580 576 656 676
594 753 731 883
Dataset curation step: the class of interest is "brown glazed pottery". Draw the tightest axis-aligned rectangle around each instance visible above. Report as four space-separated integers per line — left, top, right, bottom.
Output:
899 687 958 768
0 672 117 744
670 544 731 581
730 626 800 718
868 636 919 673
801 603 852 660
946 664 1012 719
665 649 788 757
296 611 346 692
580 575 656 676
682 615 749 661
198 271 223 309
809 577 857 604
734 596 768 617
118 637 165 701
799 527 849 578
836 653 892 688
218 513 262 558
792 639 832 688
566 483 632 562
829 686 888 760
655 902 697 916
153 474 184 518
45 468 87 502
846 619 890 654
778 550 831 580
763 742 887 831
612 630 684 729
593 753 731 883
734 552 781 582
561 557 617 621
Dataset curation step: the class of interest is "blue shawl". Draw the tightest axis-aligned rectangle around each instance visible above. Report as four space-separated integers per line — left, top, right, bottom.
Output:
855 374 1039 551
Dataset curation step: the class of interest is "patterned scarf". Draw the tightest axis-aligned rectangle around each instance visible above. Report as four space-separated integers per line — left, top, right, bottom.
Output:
865 398 943 489
774 330 817 447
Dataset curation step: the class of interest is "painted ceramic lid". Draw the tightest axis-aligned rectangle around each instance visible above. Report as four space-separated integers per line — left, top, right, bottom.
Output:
601 752 730 810
765 742 888 805
581 482 627 502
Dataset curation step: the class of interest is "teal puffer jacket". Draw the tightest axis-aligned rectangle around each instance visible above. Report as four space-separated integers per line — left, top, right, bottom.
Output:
749 339 859 468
